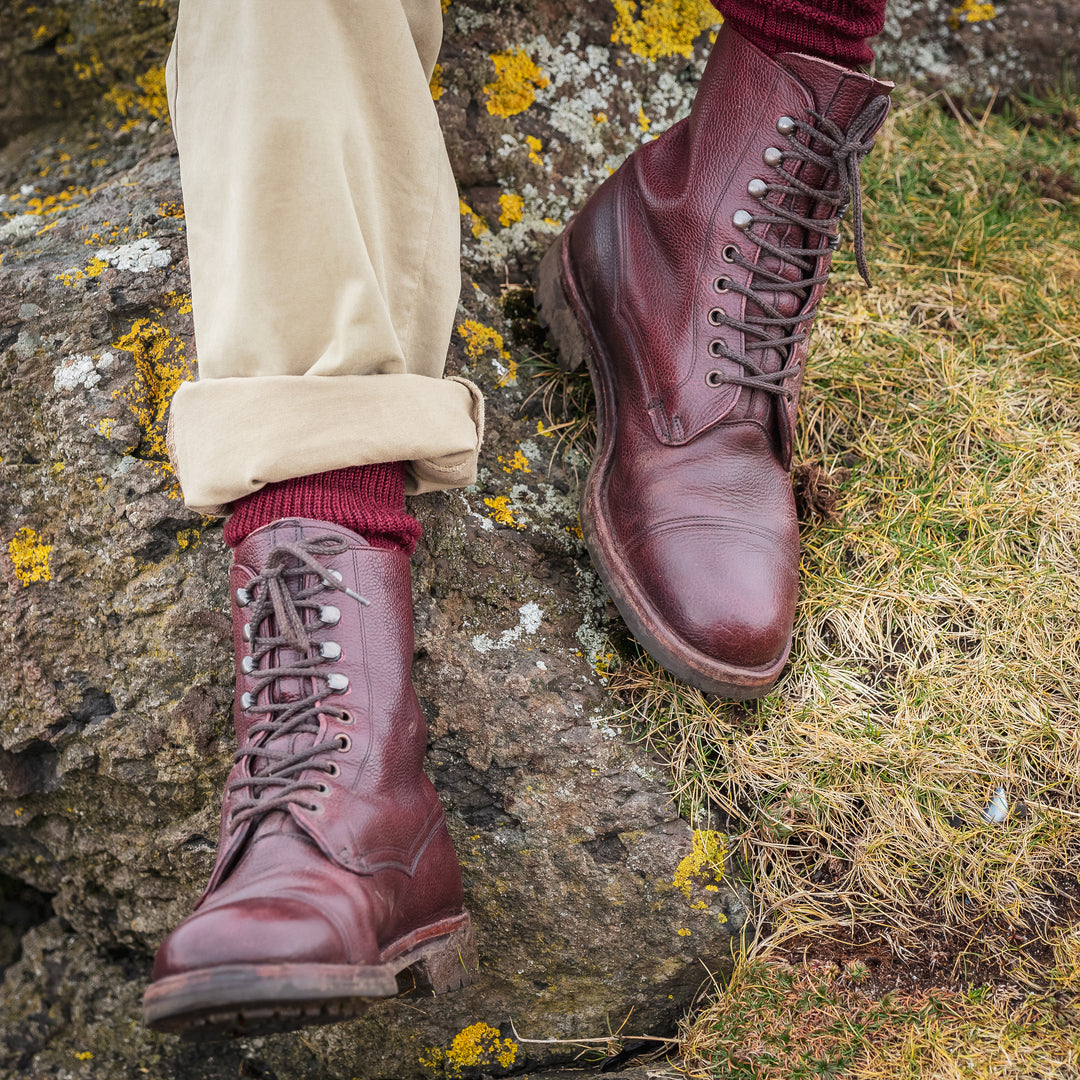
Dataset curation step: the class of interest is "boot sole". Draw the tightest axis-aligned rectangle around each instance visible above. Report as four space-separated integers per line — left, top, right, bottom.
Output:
142 912 478 1040
534 232 790 700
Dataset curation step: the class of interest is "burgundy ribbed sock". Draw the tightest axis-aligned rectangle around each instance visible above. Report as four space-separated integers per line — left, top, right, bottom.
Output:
223 462 422 554
711 0 887 68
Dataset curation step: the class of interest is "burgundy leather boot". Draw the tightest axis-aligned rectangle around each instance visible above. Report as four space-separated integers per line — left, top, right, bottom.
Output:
536 24 892 698
143 519 477 1038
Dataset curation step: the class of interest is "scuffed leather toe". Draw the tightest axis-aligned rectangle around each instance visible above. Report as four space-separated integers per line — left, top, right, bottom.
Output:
152 896 349 979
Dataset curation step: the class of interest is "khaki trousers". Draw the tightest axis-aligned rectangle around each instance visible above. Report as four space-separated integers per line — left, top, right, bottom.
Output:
164 0 483 514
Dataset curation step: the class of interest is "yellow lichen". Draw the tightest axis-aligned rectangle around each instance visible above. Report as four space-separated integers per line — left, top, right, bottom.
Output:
54 252 109 287
484 496 525 530
672 829 727 898
430 63 444 101
526 134 543 167
950 0 996 26
97 418 116 439
158 201 185 219
536 419 556 438
426 1022 517 1074
441 0 451 10
638 106 651 132
7 528 53 586
483 50 549 118
499 449 531 474
611 0 720 61
74 1051 93 1061
22 186 91 217
177 528 201 550
459 199 489 239
677 927 692 936
163 290 193 314
111 319 193 479
457 320 510 361
103 65 169 124
498 192 524 227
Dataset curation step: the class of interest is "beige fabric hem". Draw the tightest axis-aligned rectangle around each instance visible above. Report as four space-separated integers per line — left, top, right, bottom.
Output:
167 373 484 515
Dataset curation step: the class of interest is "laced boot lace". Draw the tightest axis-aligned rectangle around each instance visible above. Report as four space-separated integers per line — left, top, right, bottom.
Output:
706 94 891 398
227 536 369 831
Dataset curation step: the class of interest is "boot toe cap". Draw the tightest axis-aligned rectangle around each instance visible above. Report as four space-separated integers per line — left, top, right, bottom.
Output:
151 896 355 979
628 520 797 671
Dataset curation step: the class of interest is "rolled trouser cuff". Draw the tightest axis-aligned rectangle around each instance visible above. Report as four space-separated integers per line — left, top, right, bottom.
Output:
167 373 485 514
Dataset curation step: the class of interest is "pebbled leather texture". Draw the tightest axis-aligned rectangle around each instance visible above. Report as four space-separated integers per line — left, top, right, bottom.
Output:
150 518 465 980
558 24 892 691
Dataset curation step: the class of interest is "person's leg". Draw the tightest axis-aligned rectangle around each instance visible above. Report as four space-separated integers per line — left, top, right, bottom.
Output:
144 0 480 1039
164 0 482 513
536 5 890 698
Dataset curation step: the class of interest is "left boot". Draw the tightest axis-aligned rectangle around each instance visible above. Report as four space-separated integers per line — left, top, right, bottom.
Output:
536 24 892 698
143 519 477 1038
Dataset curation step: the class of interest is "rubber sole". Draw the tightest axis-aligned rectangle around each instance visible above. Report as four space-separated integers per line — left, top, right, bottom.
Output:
142 913 478 1040
534 233 789 700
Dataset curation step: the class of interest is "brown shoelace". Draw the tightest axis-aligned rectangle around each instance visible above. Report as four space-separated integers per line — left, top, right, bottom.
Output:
227 536 368 831
707 93 891 398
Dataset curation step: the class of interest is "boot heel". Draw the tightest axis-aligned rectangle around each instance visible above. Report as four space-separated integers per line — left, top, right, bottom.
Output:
404 920 480 995
535 236 592 373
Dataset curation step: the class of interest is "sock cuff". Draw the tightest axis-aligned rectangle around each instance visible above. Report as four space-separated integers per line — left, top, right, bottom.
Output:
223 463 422 554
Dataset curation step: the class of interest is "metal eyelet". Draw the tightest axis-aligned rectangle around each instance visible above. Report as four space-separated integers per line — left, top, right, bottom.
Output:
235 587 252 607
315 782 330 795
777 115 796 135
241 655 255 675
747 178 768 199
326 673 349 693
722 244 740 263
705 370 725 387
712 277 731 295
707 308 724 326
708 340 725 358
325 762 341 779
320 641 342 662
732 209 752 230
338 710 355 725
241 691 255 710
319 605 341 627
241 622 252 642
336 733 352 753
763 146 783 167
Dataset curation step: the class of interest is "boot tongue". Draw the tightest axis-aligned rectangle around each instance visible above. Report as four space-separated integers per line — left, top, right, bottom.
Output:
777 52 893 128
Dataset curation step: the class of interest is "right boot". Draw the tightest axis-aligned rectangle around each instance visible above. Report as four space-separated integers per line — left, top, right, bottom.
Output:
142 518 477 1039
536 25 892 698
